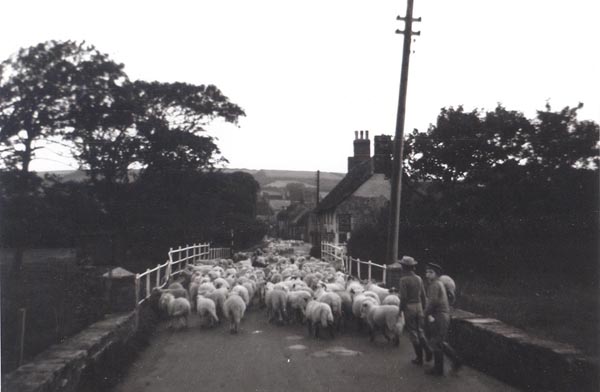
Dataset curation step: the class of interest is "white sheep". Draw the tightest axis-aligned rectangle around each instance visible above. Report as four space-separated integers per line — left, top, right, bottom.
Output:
213 277 230 290
365 282 389 304
196 295 219 327
286 290 312 323
352 293 380 331
382 293 401 307
360 302 405 346
317 291 343 331
231 284 250 305
305 300 335 339
224 293 247 334
269 288 288 324
206 287 227 319
439 275 456 305
166 295 192 330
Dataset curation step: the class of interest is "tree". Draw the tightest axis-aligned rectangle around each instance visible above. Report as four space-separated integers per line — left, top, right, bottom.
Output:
528 103 599 171
132 81 245 175
406 106 487 183
0 40 127 174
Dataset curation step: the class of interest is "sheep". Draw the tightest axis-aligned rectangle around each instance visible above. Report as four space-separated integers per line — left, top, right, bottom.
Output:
231 285 250 306
305 300 335 339
158 292 175 318
286 290 312 323
196 295 219 327
224 293 247 334
382 293 401 307
346 281 365 298
365 282 390 304
352 293 379 331
362 291 382 305
360 302 405 346
317 291 343 331
207 287 228 319
439 275 456 305
213 277 230 290
166 295 192 330
241 281 256 305
269 288 288 325
337 290 354 321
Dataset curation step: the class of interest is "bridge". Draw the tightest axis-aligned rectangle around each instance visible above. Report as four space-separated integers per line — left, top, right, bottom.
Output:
2 240 596 392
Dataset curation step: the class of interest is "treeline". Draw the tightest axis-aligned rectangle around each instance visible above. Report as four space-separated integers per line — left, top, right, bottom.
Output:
0 41 267 272
349 104 598 280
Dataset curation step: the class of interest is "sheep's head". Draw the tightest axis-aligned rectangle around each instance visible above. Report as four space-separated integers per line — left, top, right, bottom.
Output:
360 301 374 318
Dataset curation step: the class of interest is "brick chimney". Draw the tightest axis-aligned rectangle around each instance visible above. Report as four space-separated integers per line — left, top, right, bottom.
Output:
347 130 371 172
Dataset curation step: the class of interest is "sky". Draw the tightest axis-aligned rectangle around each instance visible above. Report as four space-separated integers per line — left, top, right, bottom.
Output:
1 0 598 174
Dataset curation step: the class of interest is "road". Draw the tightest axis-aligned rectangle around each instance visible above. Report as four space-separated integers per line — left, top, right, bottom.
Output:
111 306 518 392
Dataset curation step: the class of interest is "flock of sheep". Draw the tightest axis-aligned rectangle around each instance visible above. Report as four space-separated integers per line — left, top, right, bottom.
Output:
152 241 406 345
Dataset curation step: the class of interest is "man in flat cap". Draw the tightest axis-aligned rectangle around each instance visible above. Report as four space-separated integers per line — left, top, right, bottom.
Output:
399 256 431 365
424 262 462 375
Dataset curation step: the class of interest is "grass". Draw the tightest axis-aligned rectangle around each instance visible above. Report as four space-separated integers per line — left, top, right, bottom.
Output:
456 271 599 357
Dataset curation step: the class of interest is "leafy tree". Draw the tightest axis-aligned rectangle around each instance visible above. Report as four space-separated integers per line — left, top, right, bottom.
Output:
0 40 127 174
406 106 487 183
528 103 599 170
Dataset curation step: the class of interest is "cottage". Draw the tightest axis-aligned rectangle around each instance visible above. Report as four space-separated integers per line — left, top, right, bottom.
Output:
313 131 392 245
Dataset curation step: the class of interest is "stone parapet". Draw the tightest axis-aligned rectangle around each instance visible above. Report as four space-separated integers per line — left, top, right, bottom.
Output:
449 309 598 391
1 312 139 392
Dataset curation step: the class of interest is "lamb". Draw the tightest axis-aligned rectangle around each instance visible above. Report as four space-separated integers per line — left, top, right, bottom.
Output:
196 295 219 327
224 293 247 334
360 302 405 346
305 300 335 339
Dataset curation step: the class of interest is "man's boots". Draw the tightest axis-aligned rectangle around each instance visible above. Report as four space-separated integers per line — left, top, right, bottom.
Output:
442 342 462 371
420 337 433 362
411 343 423 365
425 351 444 376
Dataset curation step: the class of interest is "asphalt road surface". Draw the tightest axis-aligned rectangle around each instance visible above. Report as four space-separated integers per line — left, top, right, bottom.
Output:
111 307 518 392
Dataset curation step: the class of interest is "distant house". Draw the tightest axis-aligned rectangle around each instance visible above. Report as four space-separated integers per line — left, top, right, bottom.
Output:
277 203 311 241
312 131 392 245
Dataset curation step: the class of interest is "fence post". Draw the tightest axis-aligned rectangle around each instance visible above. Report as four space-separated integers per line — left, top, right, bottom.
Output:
135 275 140 330
146 271 150 301
368 261 372 282
382 265 387 285
156 264 160 288
357 258 361 280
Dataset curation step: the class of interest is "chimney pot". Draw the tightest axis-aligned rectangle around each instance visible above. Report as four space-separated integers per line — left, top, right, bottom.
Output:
360 130 364 139
355 131 358 140
366 130 369 139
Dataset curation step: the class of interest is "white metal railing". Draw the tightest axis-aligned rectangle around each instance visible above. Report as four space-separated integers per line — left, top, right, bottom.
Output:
134 243 231 313
321 241 346 270
347 256 387 284
320 241 387 284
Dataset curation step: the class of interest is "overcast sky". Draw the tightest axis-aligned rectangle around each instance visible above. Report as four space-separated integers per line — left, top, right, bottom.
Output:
1 0 598 173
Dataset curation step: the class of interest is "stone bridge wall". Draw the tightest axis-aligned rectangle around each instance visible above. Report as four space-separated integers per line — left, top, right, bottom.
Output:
1 303 157 392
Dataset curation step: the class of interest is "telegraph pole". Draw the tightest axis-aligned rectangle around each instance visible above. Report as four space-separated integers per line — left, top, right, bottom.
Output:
387 0 421 263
